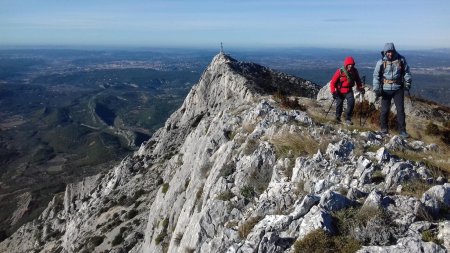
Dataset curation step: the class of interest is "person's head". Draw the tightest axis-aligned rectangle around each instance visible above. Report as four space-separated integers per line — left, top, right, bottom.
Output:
383 42 397 60
343 56 355 71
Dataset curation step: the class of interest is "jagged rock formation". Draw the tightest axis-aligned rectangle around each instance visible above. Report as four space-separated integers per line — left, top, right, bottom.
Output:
1 53 449 253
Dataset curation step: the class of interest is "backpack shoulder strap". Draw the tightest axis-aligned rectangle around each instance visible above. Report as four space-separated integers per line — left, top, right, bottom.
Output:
340 67 354 87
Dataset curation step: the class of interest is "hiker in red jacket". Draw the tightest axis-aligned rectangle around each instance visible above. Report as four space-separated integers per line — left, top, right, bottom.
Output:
330 56 365 125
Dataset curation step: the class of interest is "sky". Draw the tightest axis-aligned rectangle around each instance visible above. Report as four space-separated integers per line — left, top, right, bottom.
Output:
1 0 450 50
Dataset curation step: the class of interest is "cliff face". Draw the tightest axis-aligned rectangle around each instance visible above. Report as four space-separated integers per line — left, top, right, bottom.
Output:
1 53 450 253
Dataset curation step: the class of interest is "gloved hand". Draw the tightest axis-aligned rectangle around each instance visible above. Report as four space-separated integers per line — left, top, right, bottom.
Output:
374 89 381 100
405 82 411 91
332 92 338 99
359 88 365 95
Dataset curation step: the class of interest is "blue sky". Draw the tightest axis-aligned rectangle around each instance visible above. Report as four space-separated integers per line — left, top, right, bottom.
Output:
1 0 449 49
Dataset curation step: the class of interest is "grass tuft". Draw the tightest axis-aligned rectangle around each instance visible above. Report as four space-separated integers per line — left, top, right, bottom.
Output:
238 216 263 239
401 179 434 198
422 230 443 245
270 131 323 159
216 190 234 201
293 229 361 253
240 185 255 199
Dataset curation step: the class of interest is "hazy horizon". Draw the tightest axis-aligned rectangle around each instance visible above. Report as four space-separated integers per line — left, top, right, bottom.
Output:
2 45 450 52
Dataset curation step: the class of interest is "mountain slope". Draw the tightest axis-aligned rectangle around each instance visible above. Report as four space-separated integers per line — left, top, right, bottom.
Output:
1 53 449 253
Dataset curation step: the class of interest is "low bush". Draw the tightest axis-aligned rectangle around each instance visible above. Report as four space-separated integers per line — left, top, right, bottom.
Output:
293 229 361 253
240 185 255 199
422 230 443 245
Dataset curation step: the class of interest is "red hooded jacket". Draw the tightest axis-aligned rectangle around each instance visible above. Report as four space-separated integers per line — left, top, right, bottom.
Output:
330 57 363 94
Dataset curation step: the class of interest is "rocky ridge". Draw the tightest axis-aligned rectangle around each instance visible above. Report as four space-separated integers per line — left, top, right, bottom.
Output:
0 53 449 253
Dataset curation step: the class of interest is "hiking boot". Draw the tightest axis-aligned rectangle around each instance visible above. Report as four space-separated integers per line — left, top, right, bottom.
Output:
380 129 388 134
399 131 409 138
345 120 353 126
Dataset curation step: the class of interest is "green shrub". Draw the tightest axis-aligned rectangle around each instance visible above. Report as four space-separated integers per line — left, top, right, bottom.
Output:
161 217 169 229
240 185 255 199
422 230 443 245
161 183 169 194
293 229 361 253
294 229 331 253
332 235 362 253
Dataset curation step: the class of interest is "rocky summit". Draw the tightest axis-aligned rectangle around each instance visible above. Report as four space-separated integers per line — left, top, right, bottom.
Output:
1 53 450 253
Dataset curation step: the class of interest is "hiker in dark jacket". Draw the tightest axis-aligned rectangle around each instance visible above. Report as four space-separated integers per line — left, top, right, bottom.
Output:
373 42 412 138
330 56 364 125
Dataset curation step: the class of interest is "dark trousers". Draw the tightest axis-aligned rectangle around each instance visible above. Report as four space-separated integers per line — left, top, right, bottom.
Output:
380 89 406 132
335 91 355 121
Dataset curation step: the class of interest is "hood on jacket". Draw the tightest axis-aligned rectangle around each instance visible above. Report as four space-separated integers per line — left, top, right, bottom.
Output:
381 42 397 57
343 57 355 67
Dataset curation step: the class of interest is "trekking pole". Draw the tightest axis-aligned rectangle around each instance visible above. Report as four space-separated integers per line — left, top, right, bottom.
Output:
359 91 364 126
325 98 335 118
406 89 414 107
359 76 366 126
